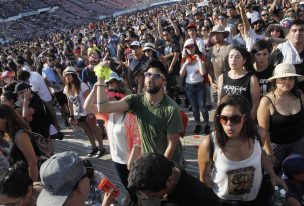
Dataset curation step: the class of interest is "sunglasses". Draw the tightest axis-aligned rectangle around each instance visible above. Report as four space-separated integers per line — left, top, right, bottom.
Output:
217 114 245 125
261 13 269 17
144 72 165 80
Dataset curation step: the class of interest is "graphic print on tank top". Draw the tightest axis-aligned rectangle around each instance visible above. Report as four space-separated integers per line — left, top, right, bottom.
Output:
70 95 83 115
221 72 251 101
227 166 255 195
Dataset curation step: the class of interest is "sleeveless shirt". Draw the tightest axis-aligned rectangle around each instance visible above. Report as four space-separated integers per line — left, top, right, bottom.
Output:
211 134 263 201
221 72 252 102
265 96 304 144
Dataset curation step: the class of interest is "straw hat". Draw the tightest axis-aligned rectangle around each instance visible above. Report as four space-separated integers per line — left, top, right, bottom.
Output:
267 63 304 82
209 25 229 38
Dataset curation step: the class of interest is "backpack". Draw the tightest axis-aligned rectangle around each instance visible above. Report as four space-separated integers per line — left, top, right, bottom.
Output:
28 131 54 158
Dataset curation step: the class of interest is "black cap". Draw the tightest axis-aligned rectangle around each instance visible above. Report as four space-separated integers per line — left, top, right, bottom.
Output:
14 82 31 93
144 60 168 78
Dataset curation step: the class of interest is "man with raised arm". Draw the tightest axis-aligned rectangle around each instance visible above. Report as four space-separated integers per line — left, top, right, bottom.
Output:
84 60 184 167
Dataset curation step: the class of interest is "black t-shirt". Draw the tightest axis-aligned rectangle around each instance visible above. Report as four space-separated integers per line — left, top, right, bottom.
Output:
29 93 54 137
167 170 220 206
270 49 304 92
129 55 149 74
254 65 274 97
163 42 181 75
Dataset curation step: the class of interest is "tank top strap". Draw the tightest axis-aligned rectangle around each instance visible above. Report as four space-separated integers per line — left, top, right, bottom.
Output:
209 132 219 162
299 90 303 110
264 95 277 111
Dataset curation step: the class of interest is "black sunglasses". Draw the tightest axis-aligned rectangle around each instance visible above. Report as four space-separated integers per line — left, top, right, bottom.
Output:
217 114 245 125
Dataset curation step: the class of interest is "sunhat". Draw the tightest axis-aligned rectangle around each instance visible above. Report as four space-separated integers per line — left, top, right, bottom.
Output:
105 71 124 83
142 42 157 53
63 66 77 75
267 63 304 82
209 25 229 38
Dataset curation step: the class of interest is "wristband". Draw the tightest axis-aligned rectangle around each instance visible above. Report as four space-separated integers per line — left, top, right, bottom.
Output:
96 84 106 87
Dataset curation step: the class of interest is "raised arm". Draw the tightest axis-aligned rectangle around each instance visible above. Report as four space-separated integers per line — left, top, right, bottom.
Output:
168 14 180 36
238 0 250 35
96 79 129 114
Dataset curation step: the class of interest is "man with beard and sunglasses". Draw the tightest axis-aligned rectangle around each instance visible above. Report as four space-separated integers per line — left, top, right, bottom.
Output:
84 60 184 168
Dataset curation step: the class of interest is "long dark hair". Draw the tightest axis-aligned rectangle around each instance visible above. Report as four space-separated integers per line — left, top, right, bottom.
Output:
271 77 301 98
214 95 259 149
228 46 255 72
64 73 81 96
0 104 30 141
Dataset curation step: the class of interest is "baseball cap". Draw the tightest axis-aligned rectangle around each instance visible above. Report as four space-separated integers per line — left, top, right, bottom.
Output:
37 151 86 206
184 38 196 48
187 23 197 30
14 82 31 93
251 15 263 25
283 154 304 178
130 41 141 48
0 71 14 79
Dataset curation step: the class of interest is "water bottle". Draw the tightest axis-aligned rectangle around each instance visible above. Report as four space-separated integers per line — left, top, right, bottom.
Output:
86 171 106 206
273 186 286 206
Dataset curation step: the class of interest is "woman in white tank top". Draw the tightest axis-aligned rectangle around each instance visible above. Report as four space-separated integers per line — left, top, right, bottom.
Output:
198 95 287 205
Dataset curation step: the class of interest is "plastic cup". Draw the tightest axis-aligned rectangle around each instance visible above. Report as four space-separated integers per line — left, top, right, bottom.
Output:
98 178 120 199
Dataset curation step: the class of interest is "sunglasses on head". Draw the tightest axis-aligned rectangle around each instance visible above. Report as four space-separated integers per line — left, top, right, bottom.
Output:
217 114 245 125
144 72 165 80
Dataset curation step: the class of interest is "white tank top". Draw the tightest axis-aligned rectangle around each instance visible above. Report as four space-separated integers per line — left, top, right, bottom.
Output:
107 113 130 164
211 136 263 201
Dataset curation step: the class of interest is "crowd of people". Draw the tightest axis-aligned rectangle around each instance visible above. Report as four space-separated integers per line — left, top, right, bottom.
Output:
1 0 304 205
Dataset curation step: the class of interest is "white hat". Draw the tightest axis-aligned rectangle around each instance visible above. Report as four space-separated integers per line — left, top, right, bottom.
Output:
63 66 77 75
130 41 141 48
105 71 124 83
267 63 304 82
184 38 196 48
209 25 229 38
142 42 156 52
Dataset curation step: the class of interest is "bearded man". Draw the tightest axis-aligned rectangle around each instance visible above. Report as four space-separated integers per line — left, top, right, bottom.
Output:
84 60 184 167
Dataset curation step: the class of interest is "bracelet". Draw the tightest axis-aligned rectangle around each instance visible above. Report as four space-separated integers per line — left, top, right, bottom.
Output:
96 84 106 87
